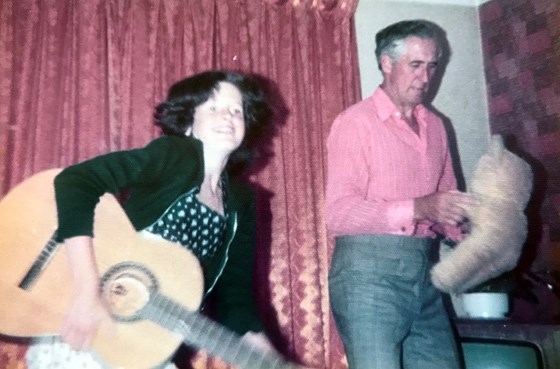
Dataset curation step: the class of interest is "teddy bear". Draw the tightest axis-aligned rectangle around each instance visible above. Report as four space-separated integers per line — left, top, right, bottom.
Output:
431 135 534 293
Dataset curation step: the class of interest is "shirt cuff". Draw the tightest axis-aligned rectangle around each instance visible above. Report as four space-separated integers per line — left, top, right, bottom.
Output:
386 199 416 235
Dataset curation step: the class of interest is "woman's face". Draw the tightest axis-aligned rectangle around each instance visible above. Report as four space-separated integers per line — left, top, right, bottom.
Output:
189 82 246 154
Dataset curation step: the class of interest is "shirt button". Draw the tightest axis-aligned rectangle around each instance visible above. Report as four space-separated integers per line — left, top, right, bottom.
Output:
401 227 406 232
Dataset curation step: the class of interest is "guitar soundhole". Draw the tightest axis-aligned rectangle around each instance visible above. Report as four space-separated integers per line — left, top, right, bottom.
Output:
100 262 159 322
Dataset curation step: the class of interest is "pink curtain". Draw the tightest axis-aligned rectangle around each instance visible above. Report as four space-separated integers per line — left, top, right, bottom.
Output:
0 0 361 368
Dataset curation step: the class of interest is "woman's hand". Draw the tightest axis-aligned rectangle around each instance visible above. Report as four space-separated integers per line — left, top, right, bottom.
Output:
60 236 114 350
241 331 276 353
242 332 316 369
61 288 113 350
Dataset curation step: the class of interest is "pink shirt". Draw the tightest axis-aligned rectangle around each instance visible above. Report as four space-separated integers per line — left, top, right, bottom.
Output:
326 87 460 239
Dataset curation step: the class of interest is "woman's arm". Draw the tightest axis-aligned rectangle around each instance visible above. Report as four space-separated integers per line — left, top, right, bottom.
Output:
60 236 113 350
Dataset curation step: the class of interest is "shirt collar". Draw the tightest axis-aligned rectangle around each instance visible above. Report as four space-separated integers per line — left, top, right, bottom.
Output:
369 86 429 152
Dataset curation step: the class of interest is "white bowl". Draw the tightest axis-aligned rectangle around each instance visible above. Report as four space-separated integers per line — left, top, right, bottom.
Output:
462 292 509 319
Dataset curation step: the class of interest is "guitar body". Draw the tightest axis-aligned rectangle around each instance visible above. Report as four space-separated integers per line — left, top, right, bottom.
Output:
0 169 204 369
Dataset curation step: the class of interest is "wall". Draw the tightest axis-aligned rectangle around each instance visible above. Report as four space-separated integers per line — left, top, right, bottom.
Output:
479 0 560 271
355 0 491 184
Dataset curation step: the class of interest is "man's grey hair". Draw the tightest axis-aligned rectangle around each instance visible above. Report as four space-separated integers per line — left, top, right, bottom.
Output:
375 20 443 70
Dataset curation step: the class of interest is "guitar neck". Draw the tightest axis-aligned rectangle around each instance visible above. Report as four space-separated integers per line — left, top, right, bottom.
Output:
140 294 298 369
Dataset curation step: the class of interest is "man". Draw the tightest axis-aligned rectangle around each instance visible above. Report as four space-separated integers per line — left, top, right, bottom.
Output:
326 20 476 369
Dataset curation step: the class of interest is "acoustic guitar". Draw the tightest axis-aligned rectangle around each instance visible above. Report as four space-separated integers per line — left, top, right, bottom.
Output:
0 169 300 369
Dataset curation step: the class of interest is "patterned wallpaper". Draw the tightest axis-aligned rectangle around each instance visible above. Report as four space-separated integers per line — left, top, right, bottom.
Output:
479 0 560 270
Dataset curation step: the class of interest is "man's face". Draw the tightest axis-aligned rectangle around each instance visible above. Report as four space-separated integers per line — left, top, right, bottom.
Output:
381 36 438 110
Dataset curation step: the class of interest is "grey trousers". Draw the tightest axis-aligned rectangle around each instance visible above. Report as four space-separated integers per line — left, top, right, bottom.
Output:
328 234 461 369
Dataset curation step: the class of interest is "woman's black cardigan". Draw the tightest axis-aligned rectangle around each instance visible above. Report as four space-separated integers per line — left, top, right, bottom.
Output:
54 135 263 334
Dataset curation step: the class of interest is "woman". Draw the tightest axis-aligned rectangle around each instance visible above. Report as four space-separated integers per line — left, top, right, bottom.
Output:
27 70 275 368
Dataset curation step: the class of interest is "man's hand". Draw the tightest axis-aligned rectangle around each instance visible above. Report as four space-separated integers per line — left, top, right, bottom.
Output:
414 190 478 226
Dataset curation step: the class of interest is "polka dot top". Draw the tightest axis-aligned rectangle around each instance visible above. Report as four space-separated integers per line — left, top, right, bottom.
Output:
143 186 227 260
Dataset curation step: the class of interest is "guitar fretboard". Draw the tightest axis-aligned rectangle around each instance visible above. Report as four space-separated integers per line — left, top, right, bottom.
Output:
140 293 299 369
18 232 60 289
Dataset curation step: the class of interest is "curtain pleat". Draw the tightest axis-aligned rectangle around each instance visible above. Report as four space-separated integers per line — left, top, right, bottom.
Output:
0 1 360 368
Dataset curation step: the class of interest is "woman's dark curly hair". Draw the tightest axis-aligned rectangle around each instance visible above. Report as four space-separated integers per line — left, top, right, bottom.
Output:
154 70 273 174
